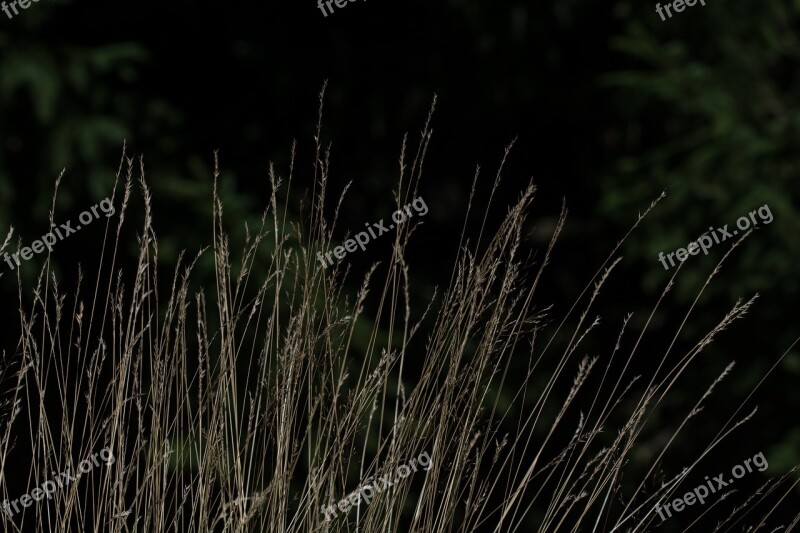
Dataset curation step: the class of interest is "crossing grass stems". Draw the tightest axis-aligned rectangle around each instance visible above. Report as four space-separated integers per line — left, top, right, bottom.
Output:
0 89 797 531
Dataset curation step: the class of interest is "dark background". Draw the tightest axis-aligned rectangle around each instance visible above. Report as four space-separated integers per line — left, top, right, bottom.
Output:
1 0 799 529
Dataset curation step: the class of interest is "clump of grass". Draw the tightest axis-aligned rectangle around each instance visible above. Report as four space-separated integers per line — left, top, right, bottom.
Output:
0 89 797 532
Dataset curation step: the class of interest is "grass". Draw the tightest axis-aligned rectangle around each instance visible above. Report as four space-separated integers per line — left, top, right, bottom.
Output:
0 89 798 532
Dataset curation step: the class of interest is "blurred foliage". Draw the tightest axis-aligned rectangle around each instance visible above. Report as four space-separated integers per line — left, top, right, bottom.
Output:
0 22 262 287
0 38 146 211
602 0 800 302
